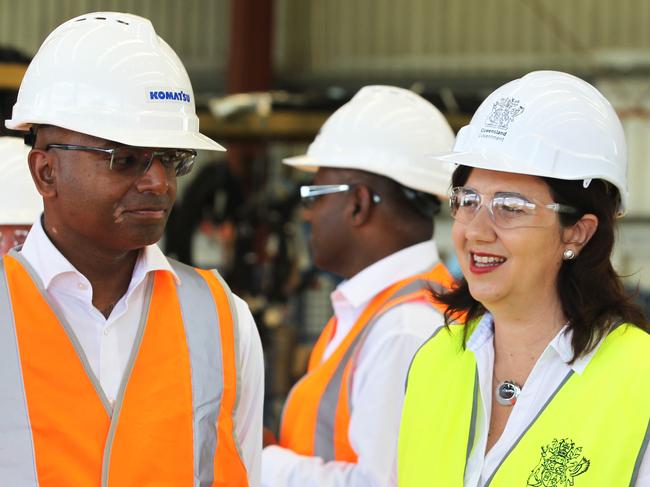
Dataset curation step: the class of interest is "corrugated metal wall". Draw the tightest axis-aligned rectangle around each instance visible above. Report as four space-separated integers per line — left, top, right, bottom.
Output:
4 1 650 81
4 0 650 83
599 79 650 218
0 0 229 79
275 0 650 80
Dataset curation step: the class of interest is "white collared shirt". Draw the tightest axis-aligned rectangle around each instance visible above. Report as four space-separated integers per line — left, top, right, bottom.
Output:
464 313 649 486
262 240 446 487
19 218 264 486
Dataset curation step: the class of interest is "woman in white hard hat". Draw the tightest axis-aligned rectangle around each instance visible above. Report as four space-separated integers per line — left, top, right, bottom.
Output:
0 136 42 255
398 71 649 486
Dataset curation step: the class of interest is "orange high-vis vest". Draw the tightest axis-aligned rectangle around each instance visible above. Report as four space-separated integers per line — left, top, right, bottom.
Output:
0 252 249 486
279 263 453 463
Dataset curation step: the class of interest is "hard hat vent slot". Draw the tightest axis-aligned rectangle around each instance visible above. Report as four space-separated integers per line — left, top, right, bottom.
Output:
116 20 129 25
95 17 107 20
74 18 87 22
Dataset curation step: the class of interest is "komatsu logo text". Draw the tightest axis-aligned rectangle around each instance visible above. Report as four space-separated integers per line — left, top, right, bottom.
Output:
149 90 191 103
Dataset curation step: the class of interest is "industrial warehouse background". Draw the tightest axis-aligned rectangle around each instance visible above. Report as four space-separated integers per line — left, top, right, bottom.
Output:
0 1 648 485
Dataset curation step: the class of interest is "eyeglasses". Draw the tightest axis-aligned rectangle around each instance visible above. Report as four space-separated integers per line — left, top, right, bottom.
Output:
449 186 577 229
45 144 197 177
299 184 381 207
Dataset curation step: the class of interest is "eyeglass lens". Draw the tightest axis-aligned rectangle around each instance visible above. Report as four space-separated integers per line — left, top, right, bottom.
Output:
110 147 196 177
450 187 554 229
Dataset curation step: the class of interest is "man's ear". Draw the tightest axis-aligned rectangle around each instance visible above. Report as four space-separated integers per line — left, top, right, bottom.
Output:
28 149 57 198
561 213 598 257
348 184 373 227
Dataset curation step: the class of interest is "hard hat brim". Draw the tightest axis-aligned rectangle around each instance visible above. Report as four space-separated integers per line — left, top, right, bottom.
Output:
430 149 526 176
282 154 319 172
6 119 226 152
285 153 453 199
431 149 627 216
106 129 227 152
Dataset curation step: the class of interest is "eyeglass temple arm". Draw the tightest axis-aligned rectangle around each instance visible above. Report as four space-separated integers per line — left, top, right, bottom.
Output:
300 184 351 198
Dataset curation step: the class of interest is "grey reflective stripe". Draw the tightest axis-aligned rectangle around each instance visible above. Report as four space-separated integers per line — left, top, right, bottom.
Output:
393 277 444 300
484 370 575 486
630 418 650 486
0 259 39 486
172 261 225 486
102 276 154 487
209 269 246 463
465 366 479 471
8 250 112 413
314 275 438 461
314 336 358 461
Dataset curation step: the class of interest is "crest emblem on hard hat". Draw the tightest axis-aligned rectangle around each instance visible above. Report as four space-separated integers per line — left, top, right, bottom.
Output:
527 438 590 487
486 97 524 130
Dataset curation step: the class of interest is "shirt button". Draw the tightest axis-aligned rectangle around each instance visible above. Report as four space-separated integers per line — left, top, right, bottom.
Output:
77 282 87 290
103 327 110 336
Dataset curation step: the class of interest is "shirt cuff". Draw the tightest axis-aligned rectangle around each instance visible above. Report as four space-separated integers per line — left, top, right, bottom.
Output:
261 445 321 487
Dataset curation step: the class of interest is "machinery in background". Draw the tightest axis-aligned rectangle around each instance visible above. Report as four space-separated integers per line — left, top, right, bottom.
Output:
164 157 339 431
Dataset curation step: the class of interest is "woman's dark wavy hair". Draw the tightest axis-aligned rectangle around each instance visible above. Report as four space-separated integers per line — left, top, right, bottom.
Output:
437 165 649 362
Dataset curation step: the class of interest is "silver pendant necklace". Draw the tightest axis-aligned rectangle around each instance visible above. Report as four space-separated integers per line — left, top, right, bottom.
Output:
495 380 521 406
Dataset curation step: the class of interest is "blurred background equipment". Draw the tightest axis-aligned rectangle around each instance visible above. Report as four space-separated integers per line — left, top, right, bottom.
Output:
2 0 649 430
0 136 42 254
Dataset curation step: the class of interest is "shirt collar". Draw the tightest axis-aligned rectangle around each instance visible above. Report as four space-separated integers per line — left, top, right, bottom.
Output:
466 313 600 375
334 240 440 309
19 215 179 289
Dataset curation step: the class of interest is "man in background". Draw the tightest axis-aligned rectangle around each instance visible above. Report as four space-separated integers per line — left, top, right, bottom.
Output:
0 136 41 255
262 85 456 486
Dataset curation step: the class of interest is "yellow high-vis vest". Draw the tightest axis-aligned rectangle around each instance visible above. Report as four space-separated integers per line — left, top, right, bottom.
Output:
398 322 650 486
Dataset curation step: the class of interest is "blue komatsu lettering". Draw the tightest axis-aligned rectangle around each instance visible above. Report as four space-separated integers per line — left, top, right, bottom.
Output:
149 89 191 103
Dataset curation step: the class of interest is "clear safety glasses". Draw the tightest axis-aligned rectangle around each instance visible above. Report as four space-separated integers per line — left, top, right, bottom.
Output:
45 144 197 177
299 184 381 207
449 186 577 229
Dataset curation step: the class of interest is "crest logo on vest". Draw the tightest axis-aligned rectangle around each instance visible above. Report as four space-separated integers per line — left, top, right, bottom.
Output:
527 438 590 486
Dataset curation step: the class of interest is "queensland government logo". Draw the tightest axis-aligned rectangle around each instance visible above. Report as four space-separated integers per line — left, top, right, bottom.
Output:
527 438 590 487
479 97 524 141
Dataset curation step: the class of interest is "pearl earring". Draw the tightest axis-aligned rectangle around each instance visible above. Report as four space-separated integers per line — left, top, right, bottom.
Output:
563 248 576 261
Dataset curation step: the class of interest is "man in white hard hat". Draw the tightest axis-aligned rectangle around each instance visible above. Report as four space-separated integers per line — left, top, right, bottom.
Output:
261 85 456 486
3 12 262 485
0 136 42 255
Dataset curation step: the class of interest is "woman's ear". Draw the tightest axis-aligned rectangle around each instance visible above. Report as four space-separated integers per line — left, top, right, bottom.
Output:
561 213 598 256
28 149 57 198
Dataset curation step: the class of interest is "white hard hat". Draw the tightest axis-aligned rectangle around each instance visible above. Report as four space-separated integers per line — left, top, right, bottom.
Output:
6 12 224 152
283 85 455 198
432 71 628 214
0 137 42 225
